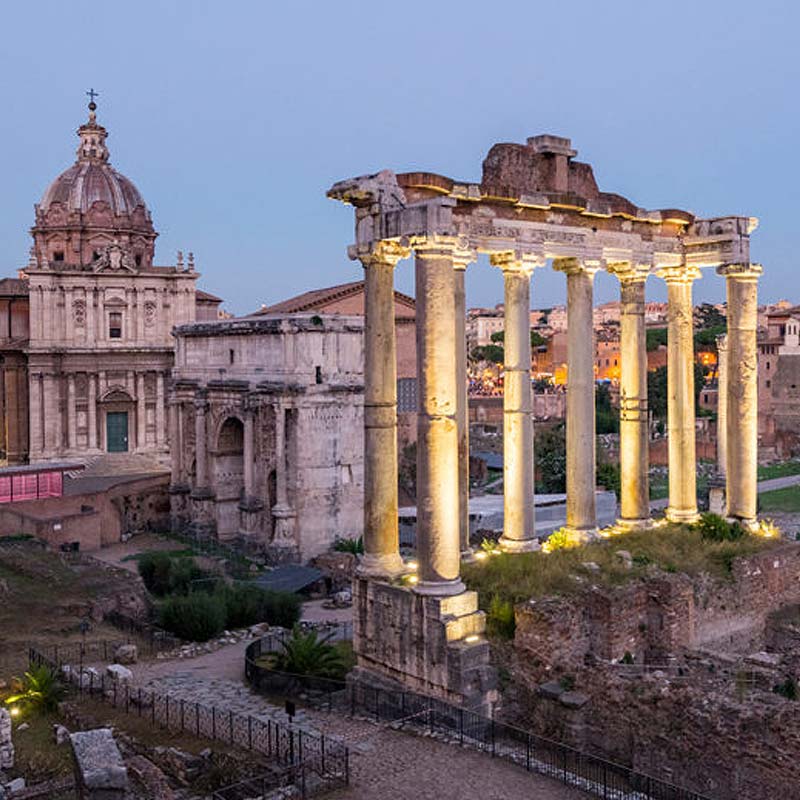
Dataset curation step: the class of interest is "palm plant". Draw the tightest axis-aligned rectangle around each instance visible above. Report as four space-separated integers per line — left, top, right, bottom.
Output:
5 665 65 714
273 626 346 679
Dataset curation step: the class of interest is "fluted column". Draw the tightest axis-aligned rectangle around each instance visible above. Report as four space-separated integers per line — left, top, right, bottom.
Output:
414 238 464 596
87 374 98 450
194 395 209 491
454 249 477 557
554 258 597 534
658 265 700 523
136 372 147 451
609 264 651 527
357 241 409 577
719 263 762 525
272 401 296 543
715 333 728 477
156 373 166 447
168 399 182 482
491 252 539 552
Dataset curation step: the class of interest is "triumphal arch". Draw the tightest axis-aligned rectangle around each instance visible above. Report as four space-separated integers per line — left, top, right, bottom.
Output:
329 135 760 708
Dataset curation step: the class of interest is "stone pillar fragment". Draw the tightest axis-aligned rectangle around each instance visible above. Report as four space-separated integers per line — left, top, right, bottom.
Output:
67 374 77 451
658 266 700 523
491 252 538 551
136 373 147 451
414 239 464 595
272 402 295 544
719 263 762 525
358 241 409 577
155 373 165 447
454 250 476 557
610 265 651 527
243 408 255 500
554 258 597 534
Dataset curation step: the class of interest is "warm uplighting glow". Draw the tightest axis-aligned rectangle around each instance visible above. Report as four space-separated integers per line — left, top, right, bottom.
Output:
406 560 419 571
9 707 19 717
405 574 419 584
473 550 489 561
754 518 781 539
541 527 584 553
464 634 480 644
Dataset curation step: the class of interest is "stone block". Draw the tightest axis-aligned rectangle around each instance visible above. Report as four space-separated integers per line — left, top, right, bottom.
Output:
106 664 133 684
70 728 129 800
113 643 138 665
0 708 13 770
559 691 590 709
538 680 565 700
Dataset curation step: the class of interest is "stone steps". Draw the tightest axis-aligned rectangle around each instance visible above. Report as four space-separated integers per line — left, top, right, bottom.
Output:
71 453 169 479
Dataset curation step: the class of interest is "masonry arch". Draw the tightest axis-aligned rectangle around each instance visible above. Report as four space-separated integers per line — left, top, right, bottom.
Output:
213 415 244 538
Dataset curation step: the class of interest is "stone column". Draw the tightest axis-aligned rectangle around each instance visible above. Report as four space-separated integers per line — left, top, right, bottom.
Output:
719 263 762 525
67 374 77 451
194 395 209 490
243 408 256 500
554 258 597 534
658 265 701 523
358 241 409 577
136 372 147 451
414 238 464 595
48 373 63 456
610 264 651 527
716 333 728 477
272 401 296 543
491 252 538 552
29 373 43 458
168 400 182 481
454 250 476 557
87 374 98 450
155 373 166 447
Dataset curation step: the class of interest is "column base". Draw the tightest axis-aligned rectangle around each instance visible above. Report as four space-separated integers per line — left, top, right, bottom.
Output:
613 517 657 533
665 508 700 524
561 526 598 544
498 536 541 553
461 548 478 563
357 552 407 579
727 515 758 532
414 577 466 596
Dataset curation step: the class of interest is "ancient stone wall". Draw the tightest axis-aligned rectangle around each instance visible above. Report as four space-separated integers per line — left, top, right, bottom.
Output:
515 543 800 671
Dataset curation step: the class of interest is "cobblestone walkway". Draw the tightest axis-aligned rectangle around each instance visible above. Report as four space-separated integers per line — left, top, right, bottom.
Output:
137 668 584 800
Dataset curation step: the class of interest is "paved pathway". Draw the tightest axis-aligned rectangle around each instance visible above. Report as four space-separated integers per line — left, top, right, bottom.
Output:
130 641 583 800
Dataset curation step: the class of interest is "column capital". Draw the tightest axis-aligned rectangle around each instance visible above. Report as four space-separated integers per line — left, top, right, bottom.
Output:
606 261 651 283
409 234 466 258
453 247 477 271
193 395 208 412
656 264 701 284
351 239 410 267
716 262 763 281
715 332 728 352
552 256 599 276
488 250 545 274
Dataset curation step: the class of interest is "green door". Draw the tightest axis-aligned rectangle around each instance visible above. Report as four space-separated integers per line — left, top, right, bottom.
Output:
106 412 129 452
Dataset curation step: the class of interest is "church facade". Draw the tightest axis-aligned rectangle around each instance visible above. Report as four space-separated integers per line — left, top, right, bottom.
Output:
0 102 221 465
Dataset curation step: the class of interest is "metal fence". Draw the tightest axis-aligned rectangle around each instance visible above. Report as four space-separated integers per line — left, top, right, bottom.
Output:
245 631 712 800
29 645 349 799
103 609 181 653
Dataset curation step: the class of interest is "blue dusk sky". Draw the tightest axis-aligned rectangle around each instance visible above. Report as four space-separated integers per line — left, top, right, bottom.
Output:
0 0 796 315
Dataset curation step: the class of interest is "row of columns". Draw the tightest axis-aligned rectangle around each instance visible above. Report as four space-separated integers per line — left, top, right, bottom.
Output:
357 237 763 595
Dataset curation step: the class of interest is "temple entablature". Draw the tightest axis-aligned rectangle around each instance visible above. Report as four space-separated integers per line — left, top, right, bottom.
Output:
328 136 755 276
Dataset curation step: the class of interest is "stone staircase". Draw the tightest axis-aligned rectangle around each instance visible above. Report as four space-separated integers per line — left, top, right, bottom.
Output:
67 453 170 480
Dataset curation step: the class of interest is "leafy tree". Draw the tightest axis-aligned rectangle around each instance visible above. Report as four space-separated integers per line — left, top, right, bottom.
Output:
696 303 726 330
470 344 504 364
273 626 347 679
646 328 668 352
647 363 706 420
596 383 619 434
535 423 566 493
531 330 548 347
490 330 505 343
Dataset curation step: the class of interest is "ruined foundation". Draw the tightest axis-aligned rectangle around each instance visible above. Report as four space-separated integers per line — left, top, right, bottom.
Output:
351 577 498 712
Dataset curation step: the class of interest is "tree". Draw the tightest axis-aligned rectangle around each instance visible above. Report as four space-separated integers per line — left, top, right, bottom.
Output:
490 330 505 343
647 362 707 420
535 423 566 493
531 330 548 347
696 303 726 331
646 328 668 352
595 383 619 434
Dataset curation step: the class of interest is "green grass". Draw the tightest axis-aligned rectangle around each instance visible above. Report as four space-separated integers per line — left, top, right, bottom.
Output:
758 461 800 481
760 486 800 513
462 525 783 611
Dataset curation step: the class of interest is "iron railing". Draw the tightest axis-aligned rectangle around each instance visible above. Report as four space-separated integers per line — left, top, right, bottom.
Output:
29 645 349 799
245 631 713 800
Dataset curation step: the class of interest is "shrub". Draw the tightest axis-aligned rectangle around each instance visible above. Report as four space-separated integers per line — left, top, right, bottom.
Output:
333 537 364 555
773 677 798 701
5 665 64 714
694 513 746 542
258 589 302 629
542 527 583 553
487 595 516 639
273 626 347 679
137 552 211 596
216 583 302 630
159 593 226 641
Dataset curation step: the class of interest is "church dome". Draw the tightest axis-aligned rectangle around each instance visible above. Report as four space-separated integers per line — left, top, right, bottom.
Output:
30 98 157 270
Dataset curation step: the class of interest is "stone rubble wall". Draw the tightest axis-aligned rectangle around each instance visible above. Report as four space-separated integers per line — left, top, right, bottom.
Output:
515 543 800 671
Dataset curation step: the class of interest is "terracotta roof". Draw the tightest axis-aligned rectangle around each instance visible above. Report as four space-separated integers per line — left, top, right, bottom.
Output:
0 278 29 297
196 289 223 303
254 280 415 316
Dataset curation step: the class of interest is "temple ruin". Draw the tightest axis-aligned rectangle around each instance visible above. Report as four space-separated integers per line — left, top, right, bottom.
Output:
329 134 761 708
